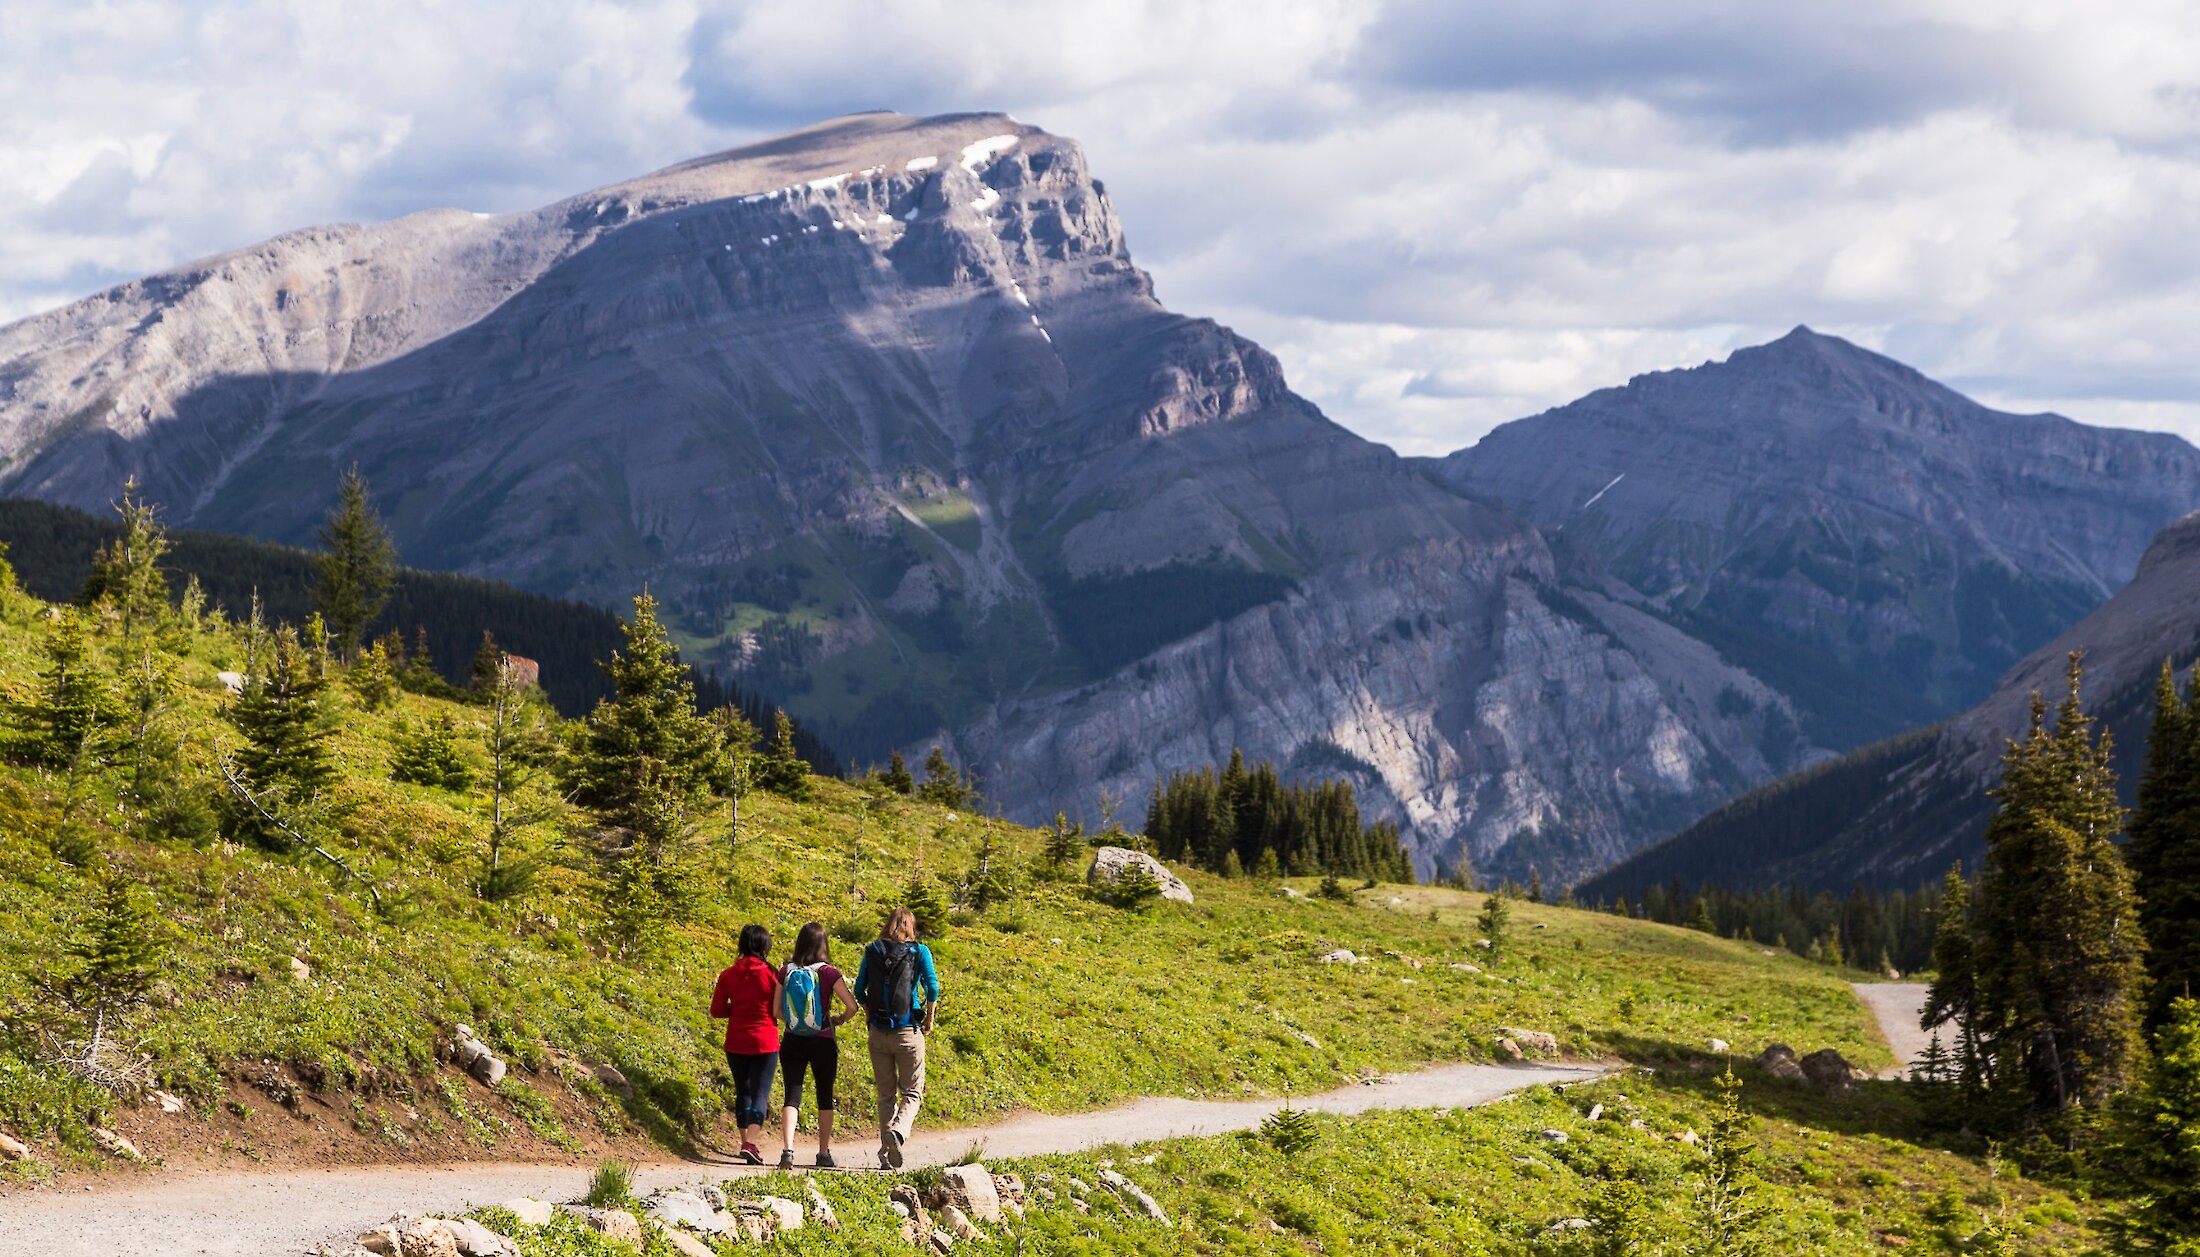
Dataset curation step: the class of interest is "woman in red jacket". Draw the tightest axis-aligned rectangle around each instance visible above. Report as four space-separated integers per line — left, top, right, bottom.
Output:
710 923 782 1164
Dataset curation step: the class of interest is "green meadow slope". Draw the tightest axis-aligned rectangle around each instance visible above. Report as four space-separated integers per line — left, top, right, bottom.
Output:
0 565 1898 1183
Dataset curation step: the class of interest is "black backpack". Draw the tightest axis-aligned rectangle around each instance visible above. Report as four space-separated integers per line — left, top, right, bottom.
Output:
865 939 917 1021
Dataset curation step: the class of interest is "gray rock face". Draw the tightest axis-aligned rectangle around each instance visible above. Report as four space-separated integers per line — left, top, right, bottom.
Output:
0 114 1845 883
1437 327 2200 751
1590 508 2200 894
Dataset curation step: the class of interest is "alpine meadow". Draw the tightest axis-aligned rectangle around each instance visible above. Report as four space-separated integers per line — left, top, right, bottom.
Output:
4 6 2200 1256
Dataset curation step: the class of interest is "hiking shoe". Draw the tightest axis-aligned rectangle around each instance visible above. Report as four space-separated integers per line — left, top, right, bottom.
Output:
815 1151 836 1169
777 1149 796 1171
886 1128 906 1169
878 1147 892 1170
738 1143 764 1165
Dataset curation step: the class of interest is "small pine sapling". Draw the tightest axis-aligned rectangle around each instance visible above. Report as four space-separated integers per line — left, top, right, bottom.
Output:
1694 1068 1771 1256
1260 1101 1319 1158
1478 887 1512 963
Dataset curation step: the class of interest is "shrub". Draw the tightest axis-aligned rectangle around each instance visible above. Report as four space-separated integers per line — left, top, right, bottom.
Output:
584 1159 634 1207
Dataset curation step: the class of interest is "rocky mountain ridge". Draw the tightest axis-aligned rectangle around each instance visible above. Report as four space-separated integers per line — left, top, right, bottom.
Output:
1436 328 2200 751
0 111 1812 884
3 113 2188 886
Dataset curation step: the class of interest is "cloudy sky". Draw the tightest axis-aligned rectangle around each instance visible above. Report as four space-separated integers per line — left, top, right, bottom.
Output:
7 0 2200 454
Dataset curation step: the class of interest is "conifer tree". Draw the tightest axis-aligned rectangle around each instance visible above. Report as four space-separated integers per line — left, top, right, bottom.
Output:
903 870 952 936
2128 661 2200 1030
468 630 504 693
390 714 474 791
755 709 812 800
1478 887 1512 962
568 593 728 832
479 652 552 901
348 638 398 711
919 745 971 807
64 876 163 1083
1259 1102 1319 1158
80 477 170 645
18 607 120 768
1922 864 1982 1089
223 626 337 852
568 595 727 942
710 705 759 849
880 751 914 795
314 465 397 662
1694 1068 1771 1256
1689 895 1718 934
1253 846 1282 882
1972 653 2149 1117
1587 1162 1654 1257
1042 813 1086 870
2114 996 2200 1254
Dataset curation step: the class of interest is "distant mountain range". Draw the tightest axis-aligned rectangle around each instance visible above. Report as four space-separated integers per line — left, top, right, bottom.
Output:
1583 507 2200 898
1435 326 2200 752
3 111 2196 886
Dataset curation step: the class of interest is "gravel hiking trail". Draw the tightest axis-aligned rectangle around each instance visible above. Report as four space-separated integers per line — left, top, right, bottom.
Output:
1853 982 1933 1079
0 1060 1609 1256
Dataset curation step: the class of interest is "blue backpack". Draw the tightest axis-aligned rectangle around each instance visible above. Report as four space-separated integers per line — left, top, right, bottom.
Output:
783 963 829 1034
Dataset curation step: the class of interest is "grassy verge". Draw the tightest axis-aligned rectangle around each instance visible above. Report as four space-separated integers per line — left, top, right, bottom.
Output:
476 1068 2094 1255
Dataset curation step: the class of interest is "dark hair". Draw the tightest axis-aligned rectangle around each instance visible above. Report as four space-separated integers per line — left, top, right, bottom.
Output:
738 923 772 959
790 921 830 967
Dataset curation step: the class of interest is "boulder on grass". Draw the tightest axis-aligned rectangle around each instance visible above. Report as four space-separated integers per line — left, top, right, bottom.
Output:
1497 1027 1560 1056
942 1163 1002 1223
501 1198 554 1227
91 1127 142 1161
1086 847 1194 904
660 1230 714 1257
1801 1048 1860 1089
645 1189 726 1234
1099 1169 1169 1222
1755 1044 1805 1082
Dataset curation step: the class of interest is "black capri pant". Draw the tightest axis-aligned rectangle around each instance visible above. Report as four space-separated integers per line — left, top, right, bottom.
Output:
780 1033 839 1111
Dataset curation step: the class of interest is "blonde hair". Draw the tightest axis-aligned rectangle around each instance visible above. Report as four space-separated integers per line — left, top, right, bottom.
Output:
884 907 917 942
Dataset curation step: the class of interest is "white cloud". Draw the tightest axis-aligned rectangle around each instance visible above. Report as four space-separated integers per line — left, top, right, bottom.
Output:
5 0 2200 454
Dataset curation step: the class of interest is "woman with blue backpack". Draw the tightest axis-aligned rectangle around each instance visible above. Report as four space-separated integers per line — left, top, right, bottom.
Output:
852 906 940 1169
776 920 858 1169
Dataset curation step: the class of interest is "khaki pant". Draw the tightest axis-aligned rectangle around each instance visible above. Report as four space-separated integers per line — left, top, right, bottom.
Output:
868 1027 926 1150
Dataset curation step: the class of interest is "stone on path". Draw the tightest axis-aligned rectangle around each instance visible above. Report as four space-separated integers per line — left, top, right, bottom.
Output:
1086 846 1194 903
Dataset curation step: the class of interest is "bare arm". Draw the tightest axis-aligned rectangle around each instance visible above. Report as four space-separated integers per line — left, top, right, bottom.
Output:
830 972 860 1026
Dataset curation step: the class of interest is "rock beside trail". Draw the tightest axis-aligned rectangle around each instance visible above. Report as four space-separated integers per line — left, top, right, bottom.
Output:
1755 1044 1806 1082
501 1198 554 1227
942 1163 1003 1223
1100 1169 1169 1222
0 1131 30 1160
1495 1037 1524 1061
448 1026 509 1088
804 1179 840 1230
91 1127 142 1161
1086 847 1194 904
1801 1048 1861 1089
645 1189 727 1234
660 1230 714 1257
1498 1027 1560 1056
561 1206 642 1245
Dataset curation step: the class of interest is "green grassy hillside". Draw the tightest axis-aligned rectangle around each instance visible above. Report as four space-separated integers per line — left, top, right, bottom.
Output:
0 560 1895 1183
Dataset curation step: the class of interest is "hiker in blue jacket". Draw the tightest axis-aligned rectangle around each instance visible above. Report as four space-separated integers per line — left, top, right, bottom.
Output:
852 907 941 1168
776 921 857 1169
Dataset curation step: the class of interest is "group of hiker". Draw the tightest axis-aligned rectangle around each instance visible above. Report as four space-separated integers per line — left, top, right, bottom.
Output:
708 907 941 1170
